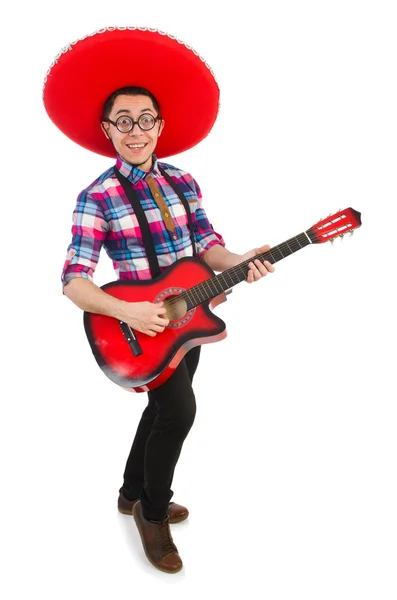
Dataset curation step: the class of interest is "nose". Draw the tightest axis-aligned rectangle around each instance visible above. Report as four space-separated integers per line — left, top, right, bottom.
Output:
128 122 141 135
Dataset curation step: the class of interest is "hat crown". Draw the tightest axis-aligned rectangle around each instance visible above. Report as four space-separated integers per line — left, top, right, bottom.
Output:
42 25 218 97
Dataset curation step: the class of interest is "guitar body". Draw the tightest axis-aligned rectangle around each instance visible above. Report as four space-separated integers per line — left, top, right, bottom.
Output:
84 257 228 393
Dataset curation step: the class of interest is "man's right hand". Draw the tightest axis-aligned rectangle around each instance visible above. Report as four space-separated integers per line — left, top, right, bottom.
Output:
120 301 170 337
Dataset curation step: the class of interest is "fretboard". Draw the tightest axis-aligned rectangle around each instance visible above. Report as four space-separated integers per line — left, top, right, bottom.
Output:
183 230 313 310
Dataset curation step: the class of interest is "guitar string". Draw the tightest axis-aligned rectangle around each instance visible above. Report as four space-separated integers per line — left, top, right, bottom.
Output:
163 233 312 309
162 224 356 310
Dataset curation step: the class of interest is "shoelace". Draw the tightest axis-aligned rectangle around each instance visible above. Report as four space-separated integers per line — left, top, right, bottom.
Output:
156 520 177 556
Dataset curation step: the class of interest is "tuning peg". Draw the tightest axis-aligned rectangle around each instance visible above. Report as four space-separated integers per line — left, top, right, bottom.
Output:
339 233 345 241
349 230 354 237
330 238 334 246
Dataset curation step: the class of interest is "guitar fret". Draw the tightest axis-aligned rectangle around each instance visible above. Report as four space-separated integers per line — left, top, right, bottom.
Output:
190 287 201 305
221 270 234 289
292 238 302 249
271 246 285 261
215 277 223 291
184 289 194 309
268 251 277 263
295 235 304 248
195 283 206 302
230 270 241 285
208 277 219 296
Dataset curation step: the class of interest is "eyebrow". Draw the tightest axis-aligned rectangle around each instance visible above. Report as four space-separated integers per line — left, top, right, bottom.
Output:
114 107 155 116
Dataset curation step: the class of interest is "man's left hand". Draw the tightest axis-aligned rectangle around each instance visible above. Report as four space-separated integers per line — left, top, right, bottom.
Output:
241 244 275 283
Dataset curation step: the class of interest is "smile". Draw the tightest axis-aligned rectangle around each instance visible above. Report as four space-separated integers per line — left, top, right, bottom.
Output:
127 143 147 149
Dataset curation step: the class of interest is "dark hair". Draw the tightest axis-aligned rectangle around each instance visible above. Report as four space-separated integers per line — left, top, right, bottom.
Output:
102 86 161 120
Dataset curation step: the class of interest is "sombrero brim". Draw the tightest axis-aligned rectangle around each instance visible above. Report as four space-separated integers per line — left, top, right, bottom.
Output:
43 27 220 159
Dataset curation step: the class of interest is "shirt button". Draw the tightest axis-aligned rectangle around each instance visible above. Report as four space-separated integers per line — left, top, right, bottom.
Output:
165 212 169 217
173 235 177 240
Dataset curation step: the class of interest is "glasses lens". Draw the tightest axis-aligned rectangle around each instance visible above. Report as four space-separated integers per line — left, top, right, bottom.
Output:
116 116 133 132
138 114 156 130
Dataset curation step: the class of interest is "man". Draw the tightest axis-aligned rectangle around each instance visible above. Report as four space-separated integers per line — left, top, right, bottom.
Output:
44 27 275 574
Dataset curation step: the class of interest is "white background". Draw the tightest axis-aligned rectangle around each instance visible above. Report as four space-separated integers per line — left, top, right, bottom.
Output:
1 1 396 598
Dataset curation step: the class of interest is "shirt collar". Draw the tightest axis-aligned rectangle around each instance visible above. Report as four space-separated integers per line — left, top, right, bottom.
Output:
115 154 161 184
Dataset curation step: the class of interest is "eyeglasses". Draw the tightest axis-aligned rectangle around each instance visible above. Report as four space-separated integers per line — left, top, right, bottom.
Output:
103 113 161 133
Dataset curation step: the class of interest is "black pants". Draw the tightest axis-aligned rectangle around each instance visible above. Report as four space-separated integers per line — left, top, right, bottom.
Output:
120 346 201 521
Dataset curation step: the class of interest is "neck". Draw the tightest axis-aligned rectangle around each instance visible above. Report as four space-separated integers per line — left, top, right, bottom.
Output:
128 155 153 171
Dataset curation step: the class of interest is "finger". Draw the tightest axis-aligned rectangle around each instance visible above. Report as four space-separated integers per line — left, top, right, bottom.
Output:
249 261 266 280
156 312 170 322
254 259 270 276
155 318 169 327
249 261 262 279
263 260 275 272
152 325 166 333
256 259 276 275
149 322 168 334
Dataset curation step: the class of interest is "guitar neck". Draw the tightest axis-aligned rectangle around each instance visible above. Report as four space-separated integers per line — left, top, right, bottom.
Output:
184 230 313 310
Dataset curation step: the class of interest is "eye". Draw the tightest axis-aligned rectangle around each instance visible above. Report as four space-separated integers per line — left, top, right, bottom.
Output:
116 116 132 130
140 114 155 126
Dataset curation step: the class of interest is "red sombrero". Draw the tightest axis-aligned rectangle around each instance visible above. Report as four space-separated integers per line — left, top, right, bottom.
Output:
43 27 220 159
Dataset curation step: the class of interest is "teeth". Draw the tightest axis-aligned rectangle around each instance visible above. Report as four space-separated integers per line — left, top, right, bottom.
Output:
128 144 146 149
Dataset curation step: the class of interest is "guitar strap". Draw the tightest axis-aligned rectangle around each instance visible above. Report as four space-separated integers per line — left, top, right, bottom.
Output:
114 166 197 279
114 167 161 278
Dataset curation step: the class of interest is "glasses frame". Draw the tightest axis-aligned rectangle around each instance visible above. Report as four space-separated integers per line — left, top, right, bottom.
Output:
103 113 161 133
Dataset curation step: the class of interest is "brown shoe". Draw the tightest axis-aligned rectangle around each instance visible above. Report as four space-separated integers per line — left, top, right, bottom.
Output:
118 490 189 523
133 500 183 574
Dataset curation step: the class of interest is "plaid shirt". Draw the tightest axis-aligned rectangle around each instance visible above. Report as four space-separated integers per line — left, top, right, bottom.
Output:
62 155 225 285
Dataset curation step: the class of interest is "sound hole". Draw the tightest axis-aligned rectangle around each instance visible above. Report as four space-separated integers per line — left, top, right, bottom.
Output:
154 287 195 329
163 295 187 321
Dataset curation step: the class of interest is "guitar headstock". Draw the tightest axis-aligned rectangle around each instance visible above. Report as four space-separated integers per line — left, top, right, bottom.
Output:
306 208 362 244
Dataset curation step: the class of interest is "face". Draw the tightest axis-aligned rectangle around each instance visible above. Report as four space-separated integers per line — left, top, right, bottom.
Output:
102 94 164 170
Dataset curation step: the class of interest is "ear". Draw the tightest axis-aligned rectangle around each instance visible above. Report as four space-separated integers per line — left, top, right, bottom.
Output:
158 119 165 137
101 122 111 140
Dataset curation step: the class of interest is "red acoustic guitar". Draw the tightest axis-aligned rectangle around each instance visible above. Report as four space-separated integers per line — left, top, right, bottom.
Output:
84 207 361 393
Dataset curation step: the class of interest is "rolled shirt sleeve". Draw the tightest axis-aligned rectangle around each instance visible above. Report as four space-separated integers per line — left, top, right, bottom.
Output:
61 190 107 286
191 179 225 257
